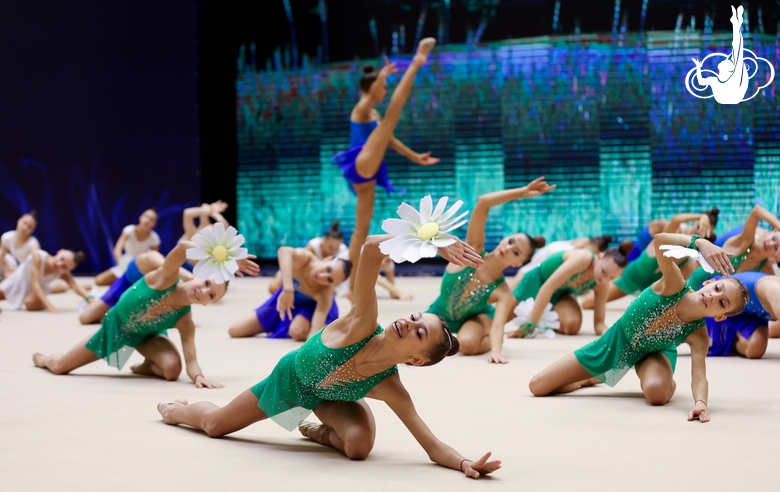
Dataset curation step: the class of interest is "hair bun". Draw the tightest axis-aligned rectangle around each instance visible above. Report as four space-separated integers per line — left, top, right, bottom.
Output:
710 207 720 217
602 234 613 244
27 209 39 219
447 337 460 357
74 251 86 265
533 236 546 248
618 240 634 255
330 220 340 231
362 65 376 74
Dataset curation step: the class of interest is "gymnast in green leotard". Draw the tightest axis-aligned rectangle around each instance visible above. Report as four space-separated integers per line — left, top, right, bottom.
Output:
581 210 719 310
427 177 555 364
686 205 780 290
157 234 502 478
529 233 748 422
33 241 259 387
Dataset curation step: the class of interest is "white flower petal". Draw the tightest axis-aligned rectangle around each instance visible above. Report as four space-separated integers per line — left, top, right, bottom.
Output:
213 222 226 242
381 218 418 236
225 259 239 274
379 234 418 256
186 248 208 260
222 226 237 245
431 196 449 221
388 238 422 263
192 234 211 249
200 227 218 244
440 219 468 233
419 195 433 222
402 242 424 263
439 210 470 232
212 268 226 284
419 241 437 258
431 235 457 247
396 203 423 226
193 259 216 281
437 199 464 223
230 247 249 260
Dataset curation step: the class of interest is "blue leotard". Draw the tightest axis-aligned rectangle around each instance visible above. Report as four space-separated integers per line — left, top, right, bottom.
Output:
333 120 404 195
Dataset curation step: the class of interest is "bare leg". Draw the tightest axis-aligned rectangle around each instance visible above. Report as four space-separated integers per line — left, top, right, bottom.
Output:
23 291 45 311
49 279 69 294
552 294 583 336
635 353 676 405
768 320 780 338
581 283 627 309
302 399 376 460
735 326 768 359
228 312 264 338
94 270 117 286
79 299 110 325
457 314 492 356
158 389 268 437
529 353 600 396
131 335 182 381
376 275 412 300
289 315 312 342
347 182 376 294
33 336 100 375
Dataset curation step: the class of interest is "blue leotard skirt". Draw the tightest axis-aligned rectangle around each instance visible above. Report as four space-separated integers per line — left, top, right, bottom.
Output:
333 146 404 195
255 287 339 339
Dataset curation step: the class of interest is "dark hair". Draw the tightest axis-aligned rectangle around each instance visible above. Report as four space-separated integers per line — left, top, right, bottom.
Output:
422 315 459 366
701 207 719 242
589 234 612 253
24 210 39 220
359 65 377 92
602 240 634 268
325 220 343 240
73 251 86 265
724 278 749 317
519 233 546 265
337 258 353 279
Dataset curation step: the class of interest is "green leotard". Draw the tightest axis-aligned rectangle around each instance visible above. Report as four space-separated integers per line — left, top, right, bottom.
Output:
574 286 704 386
251 326 398 431
513 250 596 304
686 245 767 290
614 249 689 296
427 265 504 333
86 278 191 370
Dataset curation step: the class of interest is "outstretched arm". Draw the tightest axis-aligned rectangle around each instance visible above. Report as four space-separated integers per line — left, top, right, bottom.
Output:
182 204 210 240
686 327 710 422
465 177 555 253
737 205 780 251
526 251 591 326
178 313 223 388
308 294 335 339
664 212 712 239
61 272 89 299
388 136 439 166
487 287 515 364
370 376 501 478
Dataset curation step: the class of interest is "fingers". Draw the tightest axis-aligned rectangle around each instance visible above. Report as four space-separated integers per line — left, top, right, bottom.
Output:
475 452 491 466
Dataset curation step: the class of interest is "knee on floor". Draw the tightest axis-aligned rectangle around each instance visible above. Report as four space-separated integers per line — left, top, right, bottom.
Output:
744 343 767 359
642 379 671 406
342 427 374 461
159 355 182 381
528 375 549 397
558 318 582 336
457 335 482 356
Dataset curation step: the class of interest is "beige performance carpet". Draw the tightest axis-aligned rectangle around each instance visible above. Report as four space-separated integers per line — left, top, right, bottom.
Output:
2 276 779 491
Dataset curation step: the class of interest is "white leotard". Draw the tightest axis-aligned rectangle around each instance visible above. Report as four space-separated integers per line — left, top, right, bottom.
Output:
1 231 41 266
110 225 161 276
307 236 348 260
0 251 62 310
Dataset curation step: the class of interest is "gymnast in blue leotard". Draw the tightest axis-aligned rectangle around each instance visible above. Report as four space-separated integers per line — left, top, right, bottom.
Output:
334 39 439 297
706 272 779 358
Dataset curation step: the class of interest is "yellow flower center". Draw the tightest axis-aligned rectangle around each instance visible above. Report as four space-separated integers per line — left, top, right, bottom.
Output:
212 245 228 261
417 222 440 241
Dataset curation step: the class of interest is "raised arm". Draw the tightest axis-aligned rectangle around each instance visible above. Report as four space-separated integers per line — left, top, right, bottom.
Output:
685 327 710 422
465 177 555 253
177 312 223 389
182 204 210 240
737 205 780 251
370 375 501 478
145 241 193 290
663 212 711 238
653 233 732 295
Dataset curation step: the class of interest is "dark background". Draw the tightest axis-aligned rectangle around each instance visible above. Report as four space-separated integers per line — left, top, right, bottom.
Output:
2 1 777 272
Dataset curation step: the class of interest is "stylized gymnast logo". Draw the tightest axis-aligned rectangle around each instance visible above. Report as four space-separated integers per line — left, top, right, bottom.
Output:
685 5 775 104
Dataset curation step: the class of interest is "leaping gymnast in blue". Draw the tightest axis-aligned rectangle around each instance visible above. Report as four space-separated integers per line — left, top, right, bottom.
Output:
335 38 439 297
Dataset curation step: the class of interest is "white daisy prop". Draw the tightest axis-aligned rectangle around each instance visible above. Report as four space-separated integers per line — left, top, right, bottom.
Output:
379 195 469 263
511 298 559 339
659 245 714 273
185 222 249 284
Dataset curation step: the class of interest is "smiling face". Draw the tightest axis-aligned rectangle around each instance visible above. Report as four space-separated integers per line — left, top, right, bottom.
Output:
137 209 158 232
760 231 780 260
493 234 534 268
16 214 37 239
310 260 348 287
184 276 228 306
320 237 343 259
697 279 746 320
53 249 77 272
594 254 624 285
385 312 447 366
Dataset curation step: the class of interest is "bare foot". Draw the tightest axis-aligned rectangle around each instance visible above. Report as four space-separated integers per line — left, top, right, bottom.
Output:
131 360 154 376
390 291 414 301
298 421 319 439
157 398 188 424
33 353 48 368
580 377 602 389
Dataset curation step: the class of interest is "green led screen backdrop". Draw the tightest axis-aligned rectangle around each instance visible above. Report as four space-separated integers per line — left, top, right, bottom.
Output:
236 32 780 258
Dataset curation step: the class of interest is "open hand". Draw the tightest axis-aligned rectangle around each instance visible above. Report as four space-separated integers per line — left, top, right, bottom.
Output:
695 239 734 277
277 289 295 320
463 452 502 479
697 214 712 239
210 200 229 214
414 151 440 166
688 401 709 423
195 375 224 389
521 177 556 198
438 240 484 268
236 255 260 277
487 351 509 364
379 57 398 79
